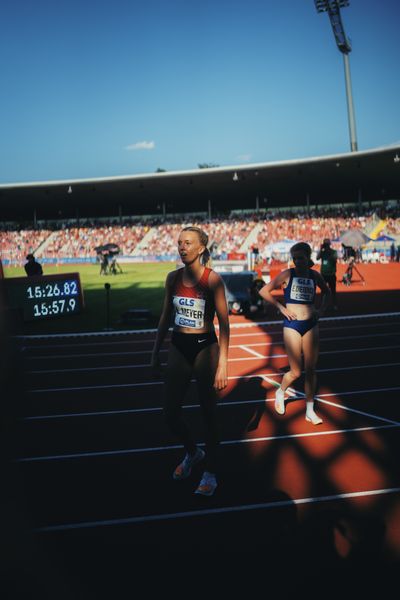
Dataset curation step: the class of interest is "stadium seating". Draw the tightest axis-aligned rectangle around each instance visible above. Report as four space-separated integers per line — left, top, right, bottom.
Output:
1 206 399 265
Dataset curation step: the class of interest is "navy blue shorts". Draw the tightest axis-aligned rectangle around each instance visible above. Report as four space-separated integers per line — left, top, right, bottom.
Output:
283 316 318 337
171 330 218 365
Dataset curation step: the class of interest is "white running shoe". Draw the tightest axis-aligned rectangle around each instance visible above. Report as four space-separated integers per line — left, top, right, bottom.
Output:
173 448 205 480
195 471 217 496
275 386 286 415
305 409 323 425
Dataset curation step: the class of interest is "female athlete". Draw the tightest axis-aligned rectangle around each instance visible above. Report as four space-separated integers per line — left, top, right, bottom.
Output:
259 242 331 424
151 226 230 496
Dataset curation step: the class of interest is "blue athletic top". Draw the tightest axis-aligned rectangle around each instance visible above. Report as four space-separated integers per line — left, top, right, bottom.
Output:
283 268 317 305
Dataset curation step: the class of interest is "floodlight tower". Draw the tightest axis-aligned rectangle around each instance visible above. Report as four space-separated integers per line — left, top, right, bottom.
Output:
315 0 358 152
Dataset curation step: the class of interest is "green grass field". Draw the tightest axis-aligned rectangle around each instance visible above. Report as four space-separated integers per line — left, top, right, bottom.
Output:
4 262 173 334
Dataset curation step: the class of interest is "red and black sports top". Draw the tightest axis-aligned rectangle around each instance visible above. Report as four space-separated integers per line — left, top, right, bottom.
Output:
171 267 216 329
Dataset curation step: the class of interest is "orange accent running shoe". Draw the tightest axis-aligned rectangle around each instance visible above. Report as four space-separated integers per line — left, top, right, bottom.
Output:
194 471 217 496
173 448 205 480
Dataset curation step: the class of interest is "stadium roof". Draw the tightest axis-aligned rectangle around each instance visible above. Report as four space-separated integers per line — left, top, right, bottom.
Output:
1 144 399 221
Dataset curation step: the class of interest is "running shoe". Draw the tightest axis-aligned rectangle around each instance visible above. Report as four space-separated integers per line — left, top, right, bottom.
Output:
173 447 205 480
275 386 285 415
194 471 217 496
305 410 323 425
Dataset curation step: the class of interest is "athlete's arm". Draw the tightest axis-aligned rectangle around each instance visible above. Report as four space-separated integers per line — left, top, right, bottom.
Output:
150 271 175 369
314 271 332 317
210 271 230 390
258 269 297 320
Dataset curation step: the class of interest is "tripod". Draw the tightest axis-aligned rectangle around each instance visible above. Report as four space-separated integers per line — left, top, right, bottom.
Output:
342 257 365 286
109 256 123 275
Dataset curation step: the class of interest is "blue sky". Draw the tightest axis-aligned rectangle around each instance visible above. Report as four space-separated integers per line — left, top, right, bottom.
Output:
1 0 399 184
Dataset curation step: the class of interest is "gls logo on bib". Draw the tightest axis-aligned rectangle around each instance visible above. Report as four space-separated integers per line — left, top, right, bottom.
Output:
178 298 195 307
290 277 315 302
173 295 206 328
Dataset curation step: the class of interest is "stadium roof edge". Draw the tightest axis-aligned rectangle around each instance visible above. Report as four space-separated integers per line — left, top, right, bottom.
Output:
2 144 399 220
1 144 399 190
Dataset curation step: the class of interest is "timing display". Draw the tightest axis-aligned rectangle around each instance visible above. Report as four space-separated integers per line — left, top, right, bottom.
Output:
3 272 84 321
26 279 79 300
30 297 78 319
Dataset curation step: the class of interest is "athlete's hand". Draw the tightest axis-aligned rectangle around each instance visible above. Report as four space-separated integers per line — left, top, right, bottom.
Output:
214 364 228 391
280 306 297 320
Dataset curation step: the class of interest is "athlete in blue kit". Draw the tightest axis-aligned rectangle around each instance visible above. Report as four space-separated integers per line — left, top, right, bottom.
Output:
259 242 331 425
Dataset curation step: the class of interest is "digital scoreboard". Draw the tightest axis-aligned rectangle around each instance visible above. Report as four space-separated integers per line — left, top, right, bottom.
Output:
3 272 84 321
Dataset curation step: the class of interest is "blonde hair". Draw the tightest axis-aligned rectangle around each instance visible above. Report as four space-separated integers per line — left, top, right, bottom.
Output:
181 226 212 267
290 242 314 267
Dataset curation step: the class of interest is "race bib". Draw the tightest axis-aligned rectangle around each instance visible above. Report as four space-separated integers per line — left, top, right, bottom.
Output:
290 276 315 303
173 296 206 329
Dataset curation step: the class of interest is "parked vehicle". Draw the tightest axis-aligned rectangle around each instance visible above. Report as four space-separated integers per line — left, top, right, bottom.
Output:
219 271 263 315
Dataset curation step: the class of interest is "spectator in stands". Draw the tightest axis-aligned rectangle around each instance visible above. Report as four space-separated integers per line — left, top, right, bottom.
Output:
251 243 259 259
24 254 43 277
316 238 338 310
372 248 380 263
258 242 331 425
150 226 229 497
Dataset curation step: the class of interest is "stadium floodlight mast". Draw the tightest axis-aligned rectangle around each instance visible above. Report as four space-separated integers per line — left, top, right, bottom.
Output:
315 0 358 152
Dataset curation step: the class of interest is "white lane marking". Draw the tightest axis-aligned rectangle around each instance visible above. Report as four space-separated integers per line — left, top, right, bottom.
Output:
15 423 400 463
28 346 400 373
261 374 400 426
28 363 400 393
317 397 400 426
33 486 400 533
238 345 266 359
23 329 400 359
23 386 400 421
15 311 400 339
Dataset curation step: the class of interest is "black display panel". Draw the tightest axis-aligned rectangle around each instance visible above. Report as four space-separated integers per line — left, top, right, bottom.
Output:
3 273 84 321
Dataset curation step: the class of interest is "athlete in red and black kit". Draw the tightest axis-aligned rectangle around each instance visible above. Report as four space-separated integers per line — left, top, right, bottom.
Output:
151 226 229 496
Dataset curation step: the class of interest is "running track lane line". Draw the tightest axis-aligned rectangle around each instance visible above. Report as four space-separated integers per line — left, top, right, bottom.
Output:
32 486 400 533
260 375 400 426
27 344 400 374
21 386 400 421
14 423 400 463
15 311 400 338
26 330 400 360
26 362 400 392
21 323 400 354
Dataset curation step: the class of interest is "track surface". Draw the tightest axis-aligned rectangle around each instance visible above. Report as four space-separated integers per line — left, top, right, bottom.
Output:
3 308 400 596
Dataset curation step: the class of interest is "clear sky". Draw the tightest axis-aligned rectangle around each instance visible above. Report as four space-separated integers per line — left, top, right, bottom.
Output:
1 0 399 184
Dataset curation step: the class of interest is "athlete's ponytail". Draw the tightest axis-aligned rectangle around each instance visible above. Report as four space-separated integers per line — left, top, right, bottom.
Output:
201 246 212 268
181 226 212 268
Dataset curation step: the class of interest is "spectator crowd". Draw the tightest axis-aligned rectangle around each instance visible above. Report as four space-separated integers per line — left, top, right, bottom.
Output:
1 205 399 265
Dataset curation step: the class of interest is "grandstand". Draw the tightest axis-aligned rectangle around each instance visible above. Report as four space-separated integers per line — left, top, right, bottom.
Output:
1 144 399 269
1 205 399 267
1 144 400 219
